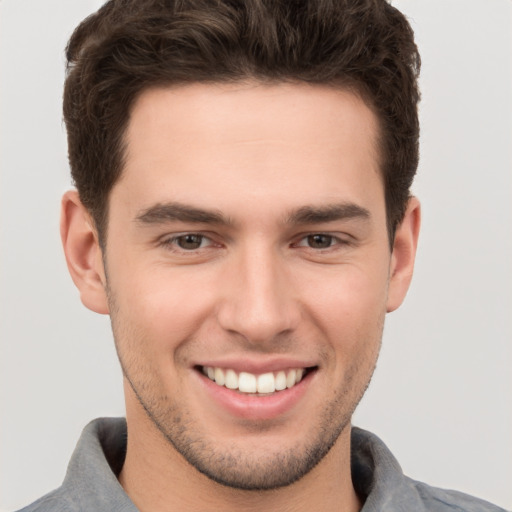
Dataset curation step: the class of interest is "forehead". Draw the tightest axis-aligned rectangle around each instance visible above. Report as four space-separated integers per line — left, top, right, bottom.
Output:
115 82 383 218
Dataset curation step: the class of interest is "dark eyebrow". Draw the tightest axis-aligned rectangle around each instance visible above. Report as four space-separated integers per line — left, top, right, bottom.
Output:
135 202 231 226
135 201 369 227
286 203 371 225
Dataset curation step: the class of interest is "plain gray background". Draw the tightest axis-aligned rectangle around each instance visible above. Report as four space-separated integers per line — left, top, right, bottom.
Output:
1 1 511 510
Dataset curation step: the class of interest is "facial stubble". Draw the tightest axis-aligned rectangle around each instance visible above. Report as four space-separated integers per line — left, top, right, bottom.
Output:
107 285 383 491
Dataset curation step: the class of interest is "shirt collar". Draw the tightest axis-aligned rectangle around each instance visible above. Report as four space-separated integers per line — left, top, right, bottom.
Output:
62 417 136 511
351 426 426 511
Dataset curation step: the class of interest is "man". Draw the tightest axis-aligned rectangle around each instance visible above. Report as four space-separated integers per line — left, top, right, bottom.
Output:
15 1 508 511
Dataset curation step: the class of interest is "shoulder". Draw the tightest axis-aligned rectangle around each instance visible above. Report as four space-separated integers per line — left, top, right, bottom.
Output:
408 478 509 512
15 488 78 512
351 427 508 512
15 418 133 512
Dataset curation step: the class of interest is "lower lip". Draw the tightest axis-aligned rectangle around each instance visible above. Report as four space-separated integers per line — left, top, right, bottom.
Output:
195 370 314 421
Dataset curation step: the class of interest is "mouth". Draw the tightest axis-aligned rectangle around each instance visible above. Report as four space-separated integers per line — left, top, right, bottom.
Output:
197 365 316 396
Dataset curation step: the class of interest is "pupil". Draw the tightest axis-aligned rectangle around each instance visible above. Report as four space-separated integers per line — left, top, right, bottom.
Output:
308 234 332 248
178 234 202 249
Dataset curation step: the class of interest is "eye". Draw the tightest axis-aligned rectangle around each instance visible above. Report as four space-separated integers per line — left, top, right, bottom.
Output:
169 233 211 250
298 234 337 249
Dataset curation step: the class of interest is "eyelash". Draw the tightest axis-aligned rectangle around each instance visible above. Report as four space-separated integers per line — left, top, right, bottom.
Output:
160 233 217 252
293 233 347 250
159 232 350 253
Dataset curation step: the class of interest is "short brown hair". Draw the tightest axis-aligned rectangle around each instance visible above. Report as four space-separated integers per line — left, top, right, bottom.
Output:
63 0 420 246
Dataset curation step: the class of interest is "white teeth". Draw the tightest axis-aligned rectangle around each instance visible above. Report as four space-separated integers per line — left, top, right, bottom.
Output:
275 371 287 391
214 367 225 386
286 369 296 388
257 372 275 393
225 369 238 390
202 366 308 394
238 372 257 393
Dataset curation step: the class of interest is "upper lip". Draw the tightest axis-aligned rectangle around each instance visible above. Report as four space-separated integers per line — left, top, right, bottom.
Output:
194 357 318 374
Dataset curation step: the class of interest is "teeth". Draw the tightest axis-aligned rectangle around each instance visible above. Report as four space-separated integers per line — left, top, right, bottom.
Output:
214 367 225 386
286 369 296 388
238 372 257 393
275 371 287 391
225 369 238 390
257 372 275 393
202 366 307 394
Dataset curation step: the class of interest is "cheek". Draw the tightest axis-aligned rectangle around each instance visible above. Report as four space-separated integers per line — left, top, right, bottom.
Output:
111 266 219 352
300 263 389 350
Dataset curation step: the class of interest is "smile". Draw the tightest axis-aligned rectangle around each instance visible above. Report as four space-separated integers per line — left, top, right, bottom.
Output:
201 366 308 395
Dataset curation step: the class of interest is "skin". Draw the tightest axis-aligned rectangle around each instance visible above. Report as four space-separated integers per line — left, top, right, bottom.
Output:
61 82 420 512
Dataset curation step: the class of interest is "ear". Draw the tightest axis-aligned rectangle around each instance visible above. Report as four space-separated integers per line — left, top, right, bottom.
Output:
60 190 109 314
386 197 421 313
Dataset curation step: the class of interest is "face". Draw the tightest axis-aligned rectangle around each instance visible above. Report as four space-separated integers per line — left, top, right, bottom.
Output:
84 83 412 489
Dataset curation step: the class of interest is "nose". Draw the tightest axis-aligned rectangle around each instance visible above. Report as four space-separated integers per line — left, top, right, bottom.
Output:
216 244 301 345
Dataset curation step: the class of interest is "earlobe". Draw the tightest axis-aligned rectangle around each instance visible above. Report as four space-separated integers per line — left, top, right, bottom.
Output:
60 190 109 314
386 197 421 313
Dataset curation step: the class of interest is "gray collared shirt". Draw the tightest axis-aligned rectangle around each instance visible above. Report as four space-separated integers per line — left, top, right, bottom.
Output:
17 417 507 511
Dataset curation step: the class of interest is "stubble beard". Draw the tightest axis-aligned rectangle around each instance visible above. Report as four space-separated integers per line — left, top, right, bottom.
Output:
117 349 380 490
108 291 383 491
121 362 377 491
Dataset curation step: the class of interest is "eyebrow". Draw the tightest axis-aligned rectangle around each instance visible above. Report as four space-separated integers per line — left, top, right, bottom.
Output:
135 202 231 226
286 203 371 225
135 201 370 227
